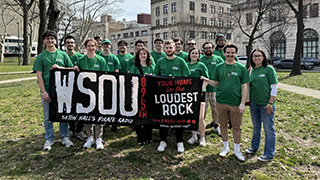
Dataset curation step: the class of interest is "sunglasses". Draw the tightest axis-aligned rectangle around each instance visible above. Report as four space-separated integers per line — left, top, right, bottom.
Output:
66 42 74 44
187 43 195 45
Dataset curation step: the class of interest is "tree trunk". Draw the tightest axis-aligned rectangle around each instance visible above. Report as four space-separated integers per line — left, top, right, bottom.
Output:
47 0 60 31
246 40 253 68
37 0 47 54
22 9 30 65
0 42 4 63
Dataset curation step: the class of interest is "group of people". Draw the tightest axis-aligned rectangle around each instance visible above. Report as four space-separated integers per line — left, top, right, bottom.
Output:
33 30 278 163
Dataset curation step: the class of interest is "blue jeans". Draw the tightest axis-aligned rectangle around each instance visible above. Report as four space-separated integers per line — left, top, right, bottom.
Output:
250 102 276 159
41 93 69 142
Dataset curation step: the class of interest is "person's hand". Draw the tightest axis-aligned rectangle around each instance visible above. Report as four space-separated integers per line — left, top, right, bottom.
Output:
200 76 209 82
73 66 80 71
264 105 273 115
50 64 61 70
42 92 51 103
238 104 245 113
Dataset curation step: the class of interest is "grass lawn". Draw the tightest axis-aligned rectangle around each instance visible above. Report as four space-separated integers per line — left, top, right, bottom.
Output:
277 72 320 91
0 79 319 179
0 57 35 72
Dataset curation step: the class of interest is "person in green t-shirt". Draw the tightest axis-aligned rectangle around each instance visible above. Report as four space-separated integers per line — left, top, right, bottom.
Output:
94 36 102 54
74 38 109 150
33 30 75 151
245 49 278 162
64 34 87 141
173 38 188 62
213 34 227 61
116 40 133 73
99 39 121 72
155 40 191 153
126 40 155 72
202 44 249 162
150 38 166 64
129 48 154 145
186 48 209 147
200 42 224 136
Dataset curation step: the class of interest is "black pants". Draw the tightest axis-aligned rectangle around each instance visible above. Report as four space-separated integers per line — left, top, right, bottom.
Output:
159 128 183 143
69 121 84 132
136 126 153 143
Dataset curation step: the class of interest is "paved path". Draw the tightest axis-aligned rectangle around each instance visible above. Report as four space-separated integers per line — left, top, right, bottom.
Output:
0 73 320 99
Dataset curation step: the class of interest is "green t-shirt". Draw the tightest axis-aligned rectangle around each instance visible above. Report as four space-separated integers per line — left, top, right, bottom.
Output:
117 53 134 73
175 51 189 62
95 49 102 55
98 52 121 72
69 52 84 66
76 55 109 71
33 49 74 92
150 51 166 64
129 64 155 75
213 49 226 61
250 65 278 105
187 61 209 78
211 61 250 106
127 56 155 71
200 55 224 92
154 56 190 76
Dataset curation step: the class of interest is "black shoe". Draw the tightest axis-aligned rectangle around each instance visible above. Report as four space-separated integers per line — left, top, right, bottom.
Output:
138 141 146 146
146 139 153 143
111 125 118 133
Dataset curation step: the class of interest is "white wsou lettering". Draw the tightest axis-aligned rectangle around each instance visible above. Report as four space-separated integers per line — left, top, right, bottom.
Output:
76 72 96 113
55 71 75 113
119 76 139 116
98 75 117 115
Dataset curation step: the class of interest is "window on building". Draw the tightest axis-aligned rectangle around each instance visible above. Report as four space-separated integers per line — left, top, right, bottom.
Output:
303 29 319 58
163 4 168 14
111 35 115 39
141 30 148 36
201 3 207 13
163 32 168 40
130 32 134 37
226 7 231 14
156 6 160 16
210 5 215 14
172 2 177 12
172 31 178 38
209 32 215 39
201 17 207 25
171 16 176 25
226 33 231 40
189 30 195 38
156 33 161 37
190 1 195 11
218 19 223 27
117 34 121 39
135 31 139 37
310 3 319 18
246 13 252 25
201 31 207 39
226 19 232 28
123 33 128 38
190 15 195 24
304 5 308 18
270 32 286 58
210 18 215 26
163 18 168 26
156 19 160 28
130 42 134 48
219 6 224 14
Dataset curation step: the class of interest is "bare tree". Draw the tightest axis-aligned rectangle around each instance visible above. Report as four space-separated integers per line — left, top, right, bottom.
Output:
233 0 289 67
37 0 47 54
47 0 59 31
0 1 15 63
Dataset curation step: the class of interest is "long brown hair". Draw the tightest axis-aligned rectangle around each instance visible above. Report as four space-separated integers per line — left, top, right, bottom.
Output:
134 48 151 67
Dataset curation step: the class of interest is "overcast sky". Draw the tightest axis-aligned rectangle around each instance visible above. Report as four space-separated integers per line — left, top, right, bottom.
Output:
114 0 151 21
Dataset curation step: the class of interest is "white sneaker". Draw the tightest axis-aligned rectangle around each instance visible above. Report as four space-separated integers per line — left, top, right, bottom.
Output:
199 137 206 147
43 140 54 151
96 138 104 150
75 131 87 141
187 135 198 145
157 141 167 152
234 150 245 162
219 146 230 157
84 136 94 148
61 137 74 148
177 142 184 153
213 127 221 136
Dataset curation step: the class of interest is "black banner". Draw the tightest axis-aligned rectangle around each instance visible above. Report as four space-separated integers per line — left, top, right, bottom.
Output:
49 69 202 130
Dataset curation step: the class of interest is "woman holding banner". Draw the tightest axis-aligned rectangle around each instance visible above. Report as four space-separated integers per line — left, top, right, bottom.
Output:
186 48 209 147
73 38 109 150
245 49 278 162
129 48 155 145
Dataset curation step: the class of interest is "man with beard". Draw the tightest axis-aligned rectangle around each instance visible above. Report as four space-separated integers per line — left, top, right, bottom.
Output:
214 34 227 61
154 40 190 153
94 36 103 54
200 42 224 136
173 38 188 62
150 38 166 63
64 35 87 141
99 39 121 72
116 40 133 73
202 44 249 162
